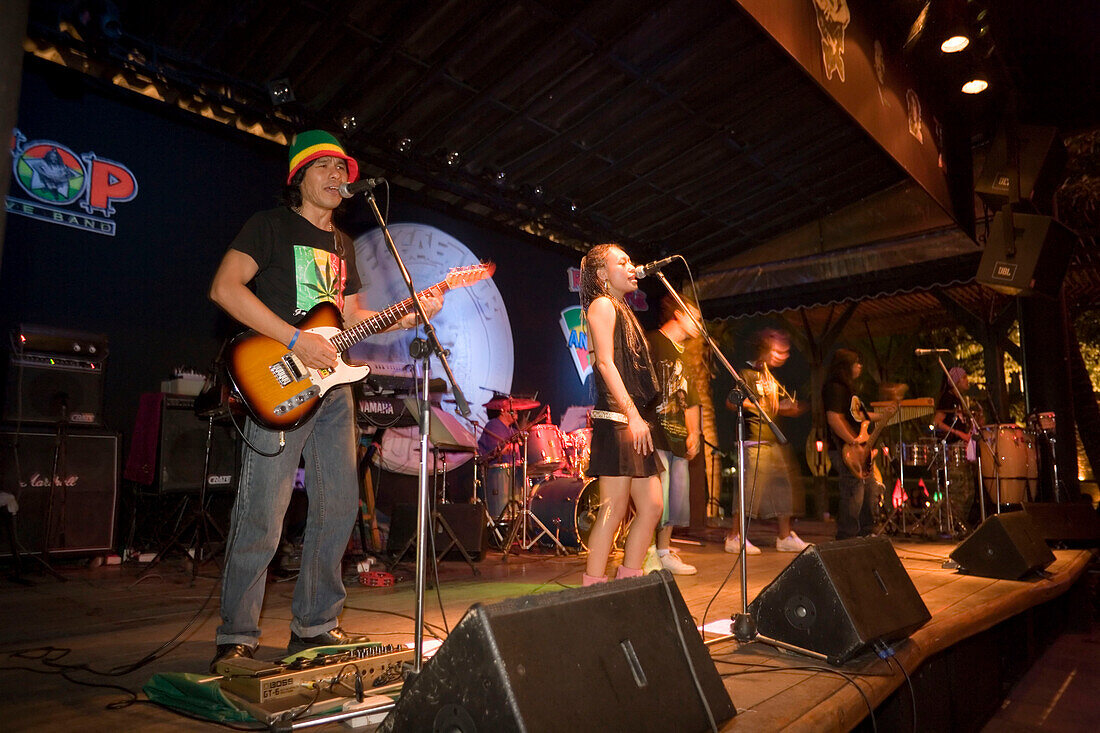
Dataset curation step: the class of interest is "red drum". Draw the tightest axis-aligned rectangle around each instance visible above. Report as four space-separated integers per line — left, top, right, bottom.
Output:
526 424 567 475
529 477 602 549
564 428 592 476
979 424 1034 503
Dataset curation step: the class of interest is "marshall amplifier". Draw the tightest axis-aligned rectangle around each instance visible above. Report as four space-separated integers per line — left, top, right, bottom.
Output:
0 429 118 556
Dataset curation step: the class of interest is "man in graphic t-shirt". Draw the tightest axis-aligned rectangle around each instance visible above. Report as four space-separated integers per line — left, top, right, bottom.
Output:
207 130 441 672
643 294 702 575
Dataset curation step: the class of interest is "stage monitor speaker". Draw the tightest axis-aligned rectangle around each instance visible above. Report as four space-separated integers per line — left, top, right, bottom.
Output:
0 429 118 556
157 397 237 493
381 570 735 732
975 125 1066 212
975 211 1076 297
949 511 1056 579
387 502 487 561
747 537 931 665
1022 502 1100 547
3 356 105 426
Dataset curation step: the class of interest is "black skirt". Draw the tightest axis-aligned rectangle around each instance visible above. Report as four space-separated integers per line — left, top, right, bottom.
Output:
585 412 659 478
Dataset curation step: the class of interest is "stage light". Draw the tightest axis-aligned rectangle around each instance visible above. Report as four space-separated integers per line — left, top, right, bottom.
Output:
940 35 969 53
961 75 988 94
494 170 506 184
266 79 294 106
396 137 412 153
445 150 460 167
815 440 824 452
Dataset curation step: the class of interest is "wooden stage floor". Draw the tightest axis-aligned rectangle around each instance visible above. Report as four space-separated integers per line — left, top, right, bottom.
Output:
0 521 1093 732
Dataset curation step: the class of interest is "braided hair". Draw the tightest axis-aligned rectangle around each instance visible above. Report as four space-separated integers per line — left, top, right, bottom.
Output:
580 243 646 355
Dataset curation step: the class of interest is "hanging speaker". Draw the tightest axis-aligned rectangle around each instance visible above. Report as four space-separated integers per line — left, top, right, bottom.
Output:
157 396 237 493
950 512 1056 579
974 125 1066 212
381 571 735 732
747 537 931 665
975 211 1075 297
0 429 118 556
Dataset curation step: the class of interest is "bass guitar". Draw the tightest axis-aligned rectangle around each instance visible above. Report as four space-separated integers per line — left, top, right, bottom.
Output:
841 403 898 479
226 263 494 430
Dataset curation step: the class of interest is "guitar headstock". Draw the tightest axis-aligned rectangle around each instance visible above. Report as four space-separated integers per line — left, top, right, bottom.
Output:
445 262 496 289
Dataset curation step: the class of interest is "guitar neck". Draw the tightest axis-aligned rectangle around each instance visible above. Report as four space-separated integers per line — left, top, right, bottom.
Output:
331 281 450 352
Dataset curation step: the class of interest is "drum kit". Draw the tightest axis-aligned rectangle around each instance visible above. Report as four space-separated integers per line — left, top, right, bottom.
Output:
876 401 1059 539
475 394 601 555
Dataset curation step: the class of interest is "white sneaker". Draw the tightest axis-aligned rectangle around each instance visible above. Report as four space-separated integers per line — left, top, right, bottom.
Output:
776 531 810 553
724 535 761 555
659 549 697 575
643 545 663 574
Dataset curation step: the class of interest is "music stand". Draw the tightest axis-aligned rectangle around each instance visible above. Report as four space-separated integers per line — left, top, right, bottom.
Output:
386 400 479 575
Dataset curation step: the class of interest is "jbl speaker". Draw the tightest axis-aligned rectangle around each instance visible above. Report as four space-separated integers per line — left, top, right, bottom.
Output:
976 211 1076 297
748 537 931 665
0 429 118 555
157 396 237 493
975 125 1066 212
3 356 105 426
381 570 735 732
387 502 487 561
1022 502 1100 547
949 511 1056 579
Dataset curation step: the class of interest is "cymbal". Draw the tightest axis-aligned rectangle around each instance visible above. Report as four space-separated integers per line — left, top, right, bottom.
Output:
484 395 540 411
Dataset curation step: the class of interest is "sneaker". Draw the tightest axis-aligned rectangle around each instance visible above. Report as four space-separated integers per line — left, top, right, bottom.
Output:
776 531 810 553
724 535 761 555
659 549 697 575
643 545 663 574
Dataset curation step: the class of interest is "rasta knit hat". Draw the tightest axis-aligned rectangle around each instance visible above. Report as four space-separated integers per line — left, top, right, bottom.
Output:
287 130 359 185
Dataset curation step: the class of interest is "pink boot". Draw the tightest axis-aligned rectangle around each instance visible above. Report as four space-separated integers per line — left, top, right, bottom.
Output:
615 565 643 579
582 572 608 586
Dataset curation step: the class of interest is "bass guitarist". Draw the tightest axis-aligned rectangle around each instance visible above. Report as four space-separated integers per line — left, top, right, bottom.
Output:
823 348 892 540
207 130 442 673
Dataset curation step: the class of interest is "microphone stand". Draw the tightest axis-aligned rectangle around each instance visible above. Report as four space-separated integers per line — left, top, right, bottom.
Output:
651 271 785 643
934 357 992 528
360 187 470 676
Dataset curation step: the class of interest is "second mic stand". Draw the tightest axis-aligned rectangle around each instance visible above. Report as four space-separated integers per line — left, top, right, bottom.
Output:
650 270 786 645
361 186 470 676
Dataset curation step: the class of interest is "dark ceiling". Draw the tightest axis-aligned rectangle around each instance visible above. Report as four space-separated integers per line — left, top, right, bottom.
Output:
21 0 1099 273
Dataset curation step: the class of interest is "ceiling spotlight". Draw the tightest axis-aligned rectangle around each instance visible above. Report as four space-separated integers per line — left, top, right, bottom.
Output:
494 170 506 184
961 75 988 94
533 185 544 198
339 113 358 133
396 137 412 153
266 78 295 106
940 35 969 53
568 200 578 213
446 150 460 167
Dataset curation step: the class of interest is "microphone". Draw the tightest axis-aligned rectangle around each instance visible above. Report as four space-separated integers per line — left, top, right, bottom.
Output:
914 348 951 356
634 255 677 279
337 178 384 198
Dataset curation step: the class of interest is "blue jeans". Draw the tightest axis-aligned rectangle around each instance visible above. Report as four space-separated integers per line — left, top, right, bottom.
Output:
831 449 876 539
216 387 359 647
656 449 690 528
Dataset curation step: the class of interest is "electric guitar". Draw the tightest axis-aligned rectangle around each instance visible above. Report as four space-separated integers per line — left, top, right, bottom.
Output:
841 403 898 479
225 263 495 430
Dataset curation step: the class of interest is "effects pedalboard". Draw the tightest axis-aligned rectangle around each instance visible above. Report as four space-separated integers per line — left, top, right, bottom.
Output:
215 643 413 707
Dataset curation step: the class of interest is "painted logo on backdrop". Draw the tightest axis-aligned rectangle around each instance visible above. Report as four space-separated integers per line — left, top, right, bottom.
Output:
7 128 138 236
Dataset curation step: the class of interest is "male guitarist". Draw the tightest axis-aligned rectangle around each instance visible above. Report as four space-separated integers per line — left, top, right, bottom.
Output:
207 130 442 673
823 348 891 540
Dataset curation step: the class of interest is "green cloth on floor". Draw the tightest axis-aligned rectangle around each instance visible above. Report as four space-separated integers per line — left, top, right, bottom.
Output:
143 672 254 723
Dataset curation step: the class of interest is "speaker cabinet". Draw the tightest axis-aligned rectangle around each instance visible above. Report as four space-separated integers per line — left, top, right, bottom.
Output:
3 356 105 426
0 429 118 555
976 211 1076 297
949 511 1056 580
387 502 487 561
1022 502 1100 547
381 571 735 732
157 396 237 493
748 537 931 665
975 125 1066 212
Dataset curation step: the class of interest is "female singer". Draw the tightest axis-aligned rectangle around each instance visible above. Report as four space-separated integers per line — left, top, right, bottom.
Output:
580 244 663 585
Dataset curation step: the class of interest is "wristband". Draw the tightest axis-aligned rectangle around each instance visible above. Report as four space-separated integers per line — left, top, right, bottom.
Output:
287 329 301 350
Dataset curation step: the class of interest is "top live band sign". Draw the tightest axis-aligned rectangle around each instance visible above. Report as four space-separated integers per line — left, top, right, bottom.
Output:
7 128 138 236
